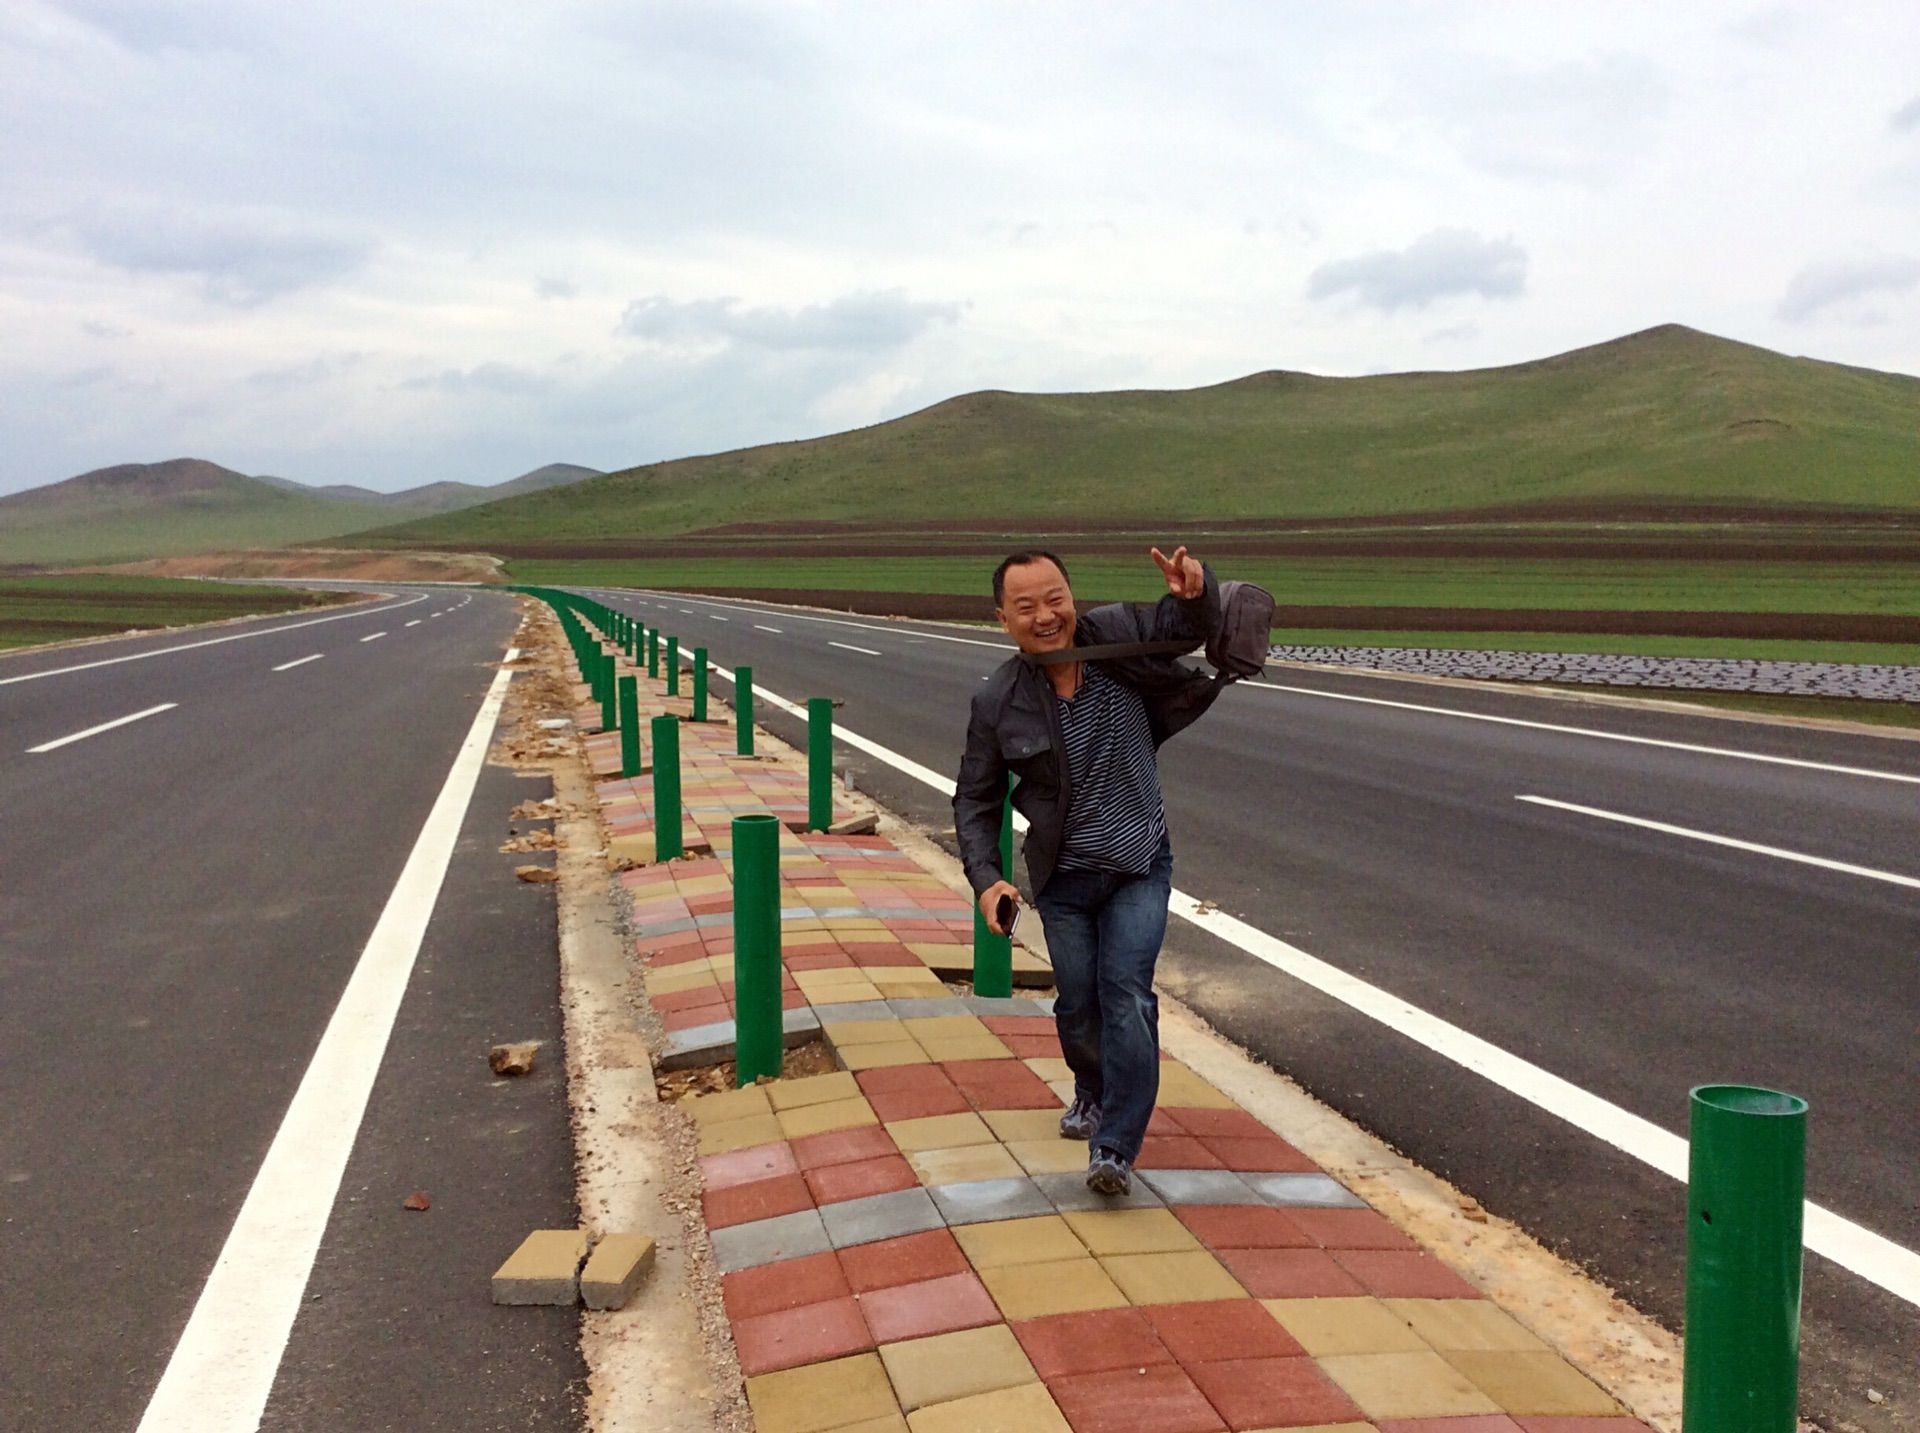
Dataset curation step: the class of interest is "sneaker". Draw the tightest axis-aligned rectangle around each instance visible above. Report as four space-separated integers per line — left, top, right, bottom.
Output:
1058 1096 1100 1141
1086 1147 1132 1197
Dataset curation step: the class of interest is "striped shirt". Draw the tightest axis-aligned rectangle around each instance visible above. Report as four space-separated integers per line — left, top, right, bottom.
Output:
1054 664 1167 875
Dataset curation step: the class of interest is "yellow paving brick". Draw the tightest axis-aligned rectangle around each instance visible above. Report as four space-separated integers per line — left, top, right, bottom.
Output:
979 1257 1130 1321
687 1084 772 1126
878 1323 1040 1411
777 1096 880 1141
954 1216 1088 1270
1264 1298 1433 1356
1045 1079 1077 1106
1383 1299 1548 1352
824 1019 911 1046
745 1352 901 1433
886 1112 996 1152
766 1071 864 1111
1063 1208 1201 1257
821 985 888 1004
902 1015 990 1040
905 1380 1069 1433
908 942 968 964
696 1112 785 1157
647 965 719 995
839 1041 933 1070
917 1034 1013 1063
1441 1350 1619 1416
1005 1140 1089 1175
876 981 946 1000
835 1417 909 1433
1316 1351 1501 1421
908 1144 1024 1186
872 966 944 987
1154 1063 1238 1109
675 874 733 897
1023 1057 1072 1082
1098 1249 1246 1304
979 1109 1068 1142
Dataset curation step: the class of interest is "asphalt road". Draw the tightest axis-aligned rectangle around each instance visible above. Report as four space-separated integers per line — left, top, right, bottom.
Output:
0 587 580 1431
590 583 1920 1428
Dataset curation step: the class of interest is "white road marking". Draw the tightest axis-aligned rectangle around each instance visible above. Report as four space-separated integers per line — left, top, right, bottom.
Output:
683 650 1920 1311
430 612 443 619
1518 795 1920 890
638 589 1005 649
27 703 178 752
1253 683 1919 787
359 632 386 643
405 620 421 628
271 655 323 673
828 641 881 656
135 647 521 1432
710 614 730 621
0 594 428 687
754 624 784 634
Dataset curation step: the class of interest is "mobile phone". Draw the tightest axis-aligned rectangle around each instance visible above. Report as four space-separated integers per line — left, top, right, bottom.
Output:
996 892 1019 936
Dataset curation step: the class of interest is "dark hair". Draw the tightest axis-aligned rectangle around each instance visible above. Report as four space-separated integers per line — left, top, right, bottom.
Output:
992 550 1071 607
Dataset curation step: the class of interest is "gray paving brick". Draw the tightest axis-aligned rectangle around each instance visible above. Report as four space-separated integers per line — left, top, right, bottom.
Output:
886 997 976 1018
964 996 1057 1017
710 1208 832 1272
1032 1171 1164 1212
819 1187 945 1249
928 1177 1055 1225
1242 1172 1367 1208
811 1001 900 1025
1136 1168 1261 1205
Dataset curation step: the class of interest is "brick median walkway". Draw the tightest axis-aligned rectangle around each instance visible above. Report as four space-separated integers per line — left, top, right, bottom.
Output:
575 631 1655 1433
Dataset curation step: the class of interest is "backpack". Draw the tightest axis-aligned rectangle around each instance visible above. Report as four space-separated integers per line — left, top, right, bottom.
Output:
1031 579 1276 684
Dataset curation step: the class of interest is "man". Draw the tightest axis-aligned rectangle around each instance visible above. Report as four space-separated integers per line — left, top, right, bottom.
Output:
953 545 1224 1195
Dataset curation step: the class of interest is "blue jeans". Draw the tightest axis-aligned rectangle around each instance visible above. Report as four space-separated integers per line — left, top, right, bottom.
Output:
1035 836 1173 1163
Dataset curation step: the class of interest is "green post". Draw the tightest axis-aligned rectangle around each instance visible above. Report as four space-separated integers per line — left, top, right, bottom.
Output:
731 812 784 1086
1683 1084 1807 1433
651 715 683 861
971 777 1015 997
692 646 709 722
807 698 833 831
647 626 658 678
619 676 641 778
735 666 755 756
599 648 617 732
666 636 680 695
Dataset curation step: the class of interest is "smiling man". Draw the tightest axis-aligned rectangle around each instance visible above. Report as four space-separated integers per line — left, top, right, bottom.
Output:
953 545 1225 1194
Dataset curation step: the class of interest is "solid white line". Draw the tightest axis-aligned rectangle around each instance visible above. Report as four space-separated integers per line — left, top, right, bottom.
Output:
1518 795 1920 890
684 649 1920 1310
0 594 428 687
359 632 386 643
135 646 520 1432
1253 683 1918 786
271 655 323 673
754 624 784 634
27 702 177 752
828 641 882 656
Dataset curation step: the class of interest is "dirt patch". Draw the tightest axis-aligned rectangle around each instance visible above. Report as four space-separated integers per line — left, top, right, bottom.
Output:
654 1041 837 1105
103 547 504 583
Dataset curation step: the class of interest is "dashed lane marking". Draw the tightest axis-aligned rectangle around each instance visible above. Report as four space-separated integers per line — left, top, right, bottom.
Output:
271 655 323 673
828 641 881 656
26 703 178 753
359 633 386 643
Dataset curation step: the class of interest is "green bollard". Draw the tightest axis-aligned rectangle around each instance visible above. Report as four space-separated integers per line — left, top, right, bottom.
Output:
666 636 680 695
807 698 833 831
651 715 683 860
731 812 784 1086
735 665 755 756
619 676 641 778
599 648 617 732
692 646 709 722
970 777 1015 997
1683 1084 1807 1433
647 626 658 678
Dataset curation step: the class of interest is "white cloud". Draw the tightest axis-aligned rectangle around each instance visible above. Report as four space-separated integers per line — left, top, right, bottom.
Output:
617 290 962 352
1776 255 1920 322
1308 230 1527 313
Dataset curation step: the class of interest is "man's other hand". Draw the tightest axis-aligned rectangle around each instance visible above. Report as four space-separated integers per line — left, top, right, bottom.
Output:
978 880 1021 936
1150 545 1204 599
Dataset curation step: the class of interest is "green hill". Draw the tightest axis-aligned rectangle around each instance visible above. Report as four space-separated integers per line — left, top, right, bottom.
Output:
365 325 1920 550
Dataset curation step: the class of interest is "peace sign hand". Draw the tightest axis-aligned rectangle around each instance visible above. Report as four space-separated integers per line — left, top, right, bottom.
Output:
1150 545 1204 599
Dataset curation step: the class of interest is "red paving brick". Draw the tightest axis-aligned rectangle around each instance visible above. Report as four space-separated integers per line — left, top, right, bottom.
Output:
1187 1355 1366 1431
1047 1365 1227 1433
700 1141 799 1192
837 1228 970 1293
732 1295 873 1375
1013 1307 1176 1380
1144 1300 1304 1365
790 1124 897 1171
981 1016 1055 1036
803 1154 919 1205
1512 1422 1654 1433
1171 1205 1313 1251
1332 1249 1483 1299
1145 1109 1187 1135
1137 1136 1225 1170
965 1083 1063 1111
855 1065 958 1096
1198 1136 1320 1173
721 1251 850 1322
943 1059 1034 1084
1157 1107 1269 1139
1379 1420 1524 1433
1003 1034 1066 1058
1286 1206 1421 1250
857 1269 1000 1343
865 1085 972 1122
1212 1247 1368 1299
702 1173 814 1229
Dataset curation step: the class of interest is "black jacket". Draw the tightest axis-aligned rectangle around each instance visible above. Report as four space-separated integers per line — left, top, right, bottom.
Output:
953 564 1224 901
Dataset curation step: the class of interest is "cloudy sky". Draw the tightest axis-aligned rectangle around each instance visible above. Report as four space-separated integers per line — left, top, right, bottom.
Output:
2 1 1917 496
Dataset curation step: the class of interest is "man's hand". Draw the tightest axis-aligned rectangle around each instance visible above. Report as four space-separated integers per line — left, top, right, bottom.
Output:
978 880 1021 936
1150 545 1204 599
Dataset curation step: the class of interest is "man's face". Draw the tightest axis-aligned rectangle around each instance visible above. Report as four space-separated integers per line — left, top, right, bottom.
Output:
997 558 1076 654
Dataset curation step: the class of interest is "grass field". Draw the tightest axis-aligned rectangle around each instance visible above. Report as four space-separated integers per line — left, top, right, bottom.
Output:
0 575 351 651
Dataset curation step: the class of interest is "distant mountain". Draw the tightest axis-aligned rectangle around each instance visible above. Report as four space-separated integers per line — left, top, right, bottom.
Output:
0 458 602 565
